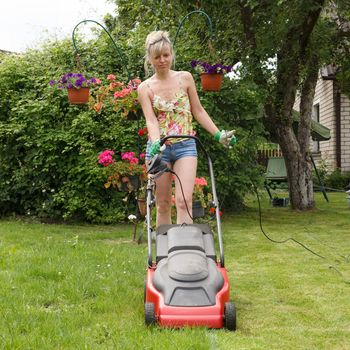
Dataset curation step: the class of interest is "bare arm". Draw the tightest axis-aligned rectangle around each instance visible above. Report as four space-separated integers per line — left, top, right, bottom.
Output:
182 71 219 136
137 82 160 143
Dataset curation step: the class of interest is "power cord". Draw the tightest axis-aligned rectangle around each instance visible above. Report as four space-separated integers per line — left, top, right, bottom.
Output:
252 184 326 259
218 143 349 283
252 184 350 284
169 169 194 222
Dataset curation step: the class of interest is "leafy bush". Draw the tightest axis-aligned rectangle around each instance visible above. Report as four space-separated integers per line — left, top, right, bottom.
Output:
0 40 146 222
0 26 264 222
324 169 350 191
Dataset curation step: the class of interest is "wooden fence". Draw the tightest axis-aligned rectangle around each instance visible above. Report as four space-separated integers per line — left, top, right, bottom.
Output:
257 144 283 167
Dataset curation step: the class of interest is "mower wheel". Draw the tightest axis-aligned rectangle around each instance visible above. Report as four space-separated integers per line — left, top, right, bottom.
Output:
144 302 156 326
224 302 236 331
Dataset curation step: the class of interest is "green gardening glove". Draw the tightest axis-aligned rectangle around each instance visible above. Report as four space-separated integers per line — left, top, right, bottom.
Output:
149 139 161 157
214 130 236 148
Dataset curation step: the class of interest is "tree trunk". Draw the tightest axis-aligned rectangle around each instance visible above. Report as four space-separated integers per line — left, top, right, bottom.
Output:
277 125 314 210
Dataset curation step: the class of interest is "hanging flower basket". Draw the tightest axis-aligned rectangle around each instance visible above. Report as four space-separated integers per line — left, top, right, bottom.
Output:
200 73 224 92
67 87 90 104
90 75 142 117
190 60 233 92
117 175 141 192
98 150 147 193
126 110 141 121
137 198 147 217
49 73 98 105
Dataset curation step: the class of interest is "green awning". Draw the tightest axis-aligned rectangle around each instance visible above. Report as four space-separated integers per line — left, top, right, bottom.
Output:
310 119 331 141
292 110 331 141
246 108 331 142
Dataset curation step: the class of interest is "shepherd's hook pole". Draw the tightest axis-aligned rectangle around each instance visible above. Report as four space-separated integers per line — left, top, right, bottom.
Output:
173 10 214 69
72 19 131 81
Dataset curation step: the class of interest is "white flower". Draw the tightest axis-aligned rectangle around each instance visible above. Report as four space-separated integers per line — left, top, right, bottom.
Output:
128 214 137 221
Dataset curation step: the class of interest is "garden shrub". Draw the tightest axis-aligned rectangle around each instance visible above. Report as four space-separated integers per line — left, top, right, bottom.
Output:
0 30 263 222
0 40 146 222
324 169 350 191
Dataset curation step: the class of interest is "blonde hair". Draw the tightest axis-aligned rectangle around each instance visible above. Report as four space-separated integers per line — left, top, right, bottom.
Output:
144 31 175 76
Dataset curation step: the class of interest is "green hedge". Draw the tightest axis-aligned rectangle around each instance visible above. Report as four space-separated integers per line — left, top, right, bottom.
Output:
0 38 263 223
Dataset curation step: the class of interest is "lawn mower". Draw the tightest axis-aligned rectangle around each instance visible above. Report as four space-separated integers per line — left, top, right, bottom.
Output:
144 135 236 330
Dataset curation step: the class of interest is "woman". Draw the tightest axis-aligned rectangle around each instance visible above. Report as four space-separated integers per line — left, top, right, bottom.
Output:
138 31 235 226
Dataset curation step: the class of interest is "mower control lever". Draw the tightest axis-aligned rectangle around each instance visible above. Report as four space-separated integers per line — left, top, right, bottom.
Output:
147 154 169 175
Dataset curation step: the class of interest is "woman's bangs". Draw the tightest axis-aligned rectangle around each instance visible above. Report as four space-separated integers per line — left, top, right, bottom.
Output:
150 41 171 58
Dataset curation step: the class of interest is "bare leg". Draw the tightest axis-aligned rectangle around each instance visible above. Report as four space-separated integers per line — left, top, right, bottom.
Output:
173 157 197 224
154 166 173 226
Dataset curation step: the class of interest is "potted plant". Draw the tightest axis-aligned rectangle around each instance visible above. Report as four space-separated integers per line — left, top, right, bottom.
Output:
90 74 142 119
49 73 99 104
98 149 147 192
190 60 233 91
137 196 147 217
192 176 211 218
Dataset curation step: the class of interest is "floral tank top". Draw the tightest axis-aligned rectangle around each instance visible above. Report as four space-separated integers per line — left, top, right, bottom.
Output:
146 76 196 144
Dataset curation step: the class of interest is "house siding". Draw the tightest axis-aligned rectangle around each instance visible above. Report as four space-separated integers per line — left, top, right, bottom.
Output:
341 94 350 171
294 74 350 173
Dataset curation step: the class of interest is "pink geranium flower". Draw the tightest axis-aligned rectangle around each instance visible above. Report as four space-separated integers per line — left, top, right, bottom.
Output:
98 150 115 167
195 177 208 186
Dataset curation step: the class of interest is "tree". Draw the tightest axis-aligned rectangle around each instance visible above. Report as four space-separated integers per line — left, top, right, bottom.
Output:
234 0 350 209
108 0 350 210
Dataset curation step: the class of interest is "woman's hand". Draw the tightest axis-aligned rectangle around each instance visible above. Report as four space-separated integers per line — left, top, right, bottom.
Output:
215 130 237 148
149 139 161 157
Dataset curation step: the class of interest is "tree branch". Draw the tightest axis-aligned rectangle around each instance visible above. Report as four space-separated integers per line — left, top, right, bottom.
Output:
238 0 257 49
238 0 269 90
275 0 325 123
299 0 326 58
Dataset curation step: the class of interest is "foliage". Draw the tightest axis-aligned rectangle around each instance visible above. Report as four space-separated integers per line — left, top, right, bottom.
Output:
0 40 146 223
324 169 350 190
337 59 350 99
0 1 269 222
311 154 350 191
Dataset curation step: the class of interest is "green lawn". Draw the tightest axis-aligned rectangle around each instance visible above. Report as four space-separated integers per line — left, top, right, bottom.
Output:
0 192 349 349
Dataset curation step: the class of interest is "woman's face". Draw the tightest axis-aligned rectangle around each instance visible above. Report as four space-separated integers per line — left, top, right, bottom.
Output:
150 45 173 72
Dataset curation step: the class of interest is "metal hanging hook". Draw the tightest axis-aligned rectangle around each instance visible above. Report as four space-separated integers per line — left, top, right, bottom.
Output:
173 10 214 61
72 19 131 81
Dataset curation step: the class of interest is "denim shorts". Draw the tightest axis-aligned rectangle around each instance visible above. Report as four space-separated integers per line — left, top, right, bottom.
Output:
146 138 197 163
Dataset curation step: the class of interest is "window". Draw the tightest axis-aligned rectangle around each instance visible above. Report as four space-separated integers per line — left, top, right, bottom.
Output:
312 104 320 152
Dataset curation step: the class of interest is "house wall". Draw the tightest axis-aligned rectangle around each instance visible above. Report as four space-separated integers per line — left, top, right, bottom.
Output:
341 93 350 171
294 75 350 173
313 78 336 169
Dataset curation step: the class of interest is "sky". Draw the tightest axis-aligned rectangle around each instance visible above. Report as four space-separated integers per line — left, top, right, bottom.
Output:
0 0 116 53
